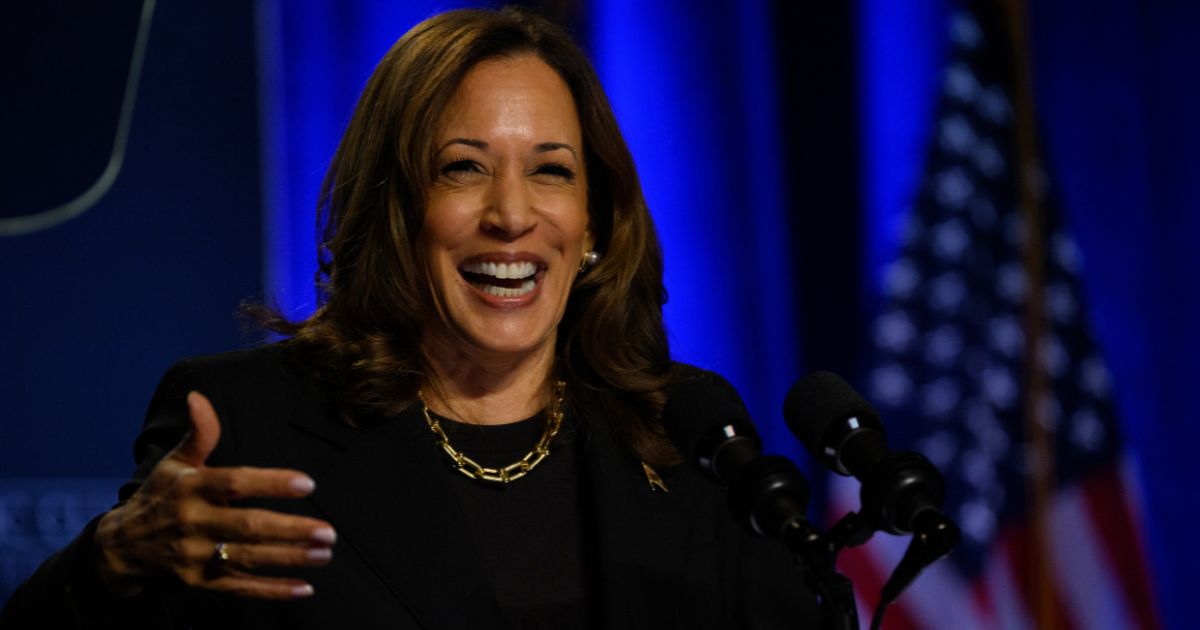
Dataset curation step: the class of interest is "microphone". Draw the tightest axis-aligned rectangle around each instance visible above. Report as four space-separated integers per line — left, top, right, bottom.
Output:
662 370 813 540
784 371 955 537
784 371 961 609
664 370 861 630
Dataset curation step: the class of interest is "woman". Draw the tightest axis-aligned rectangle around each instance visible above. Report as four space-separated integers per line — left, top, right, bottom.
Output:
2 7 816 628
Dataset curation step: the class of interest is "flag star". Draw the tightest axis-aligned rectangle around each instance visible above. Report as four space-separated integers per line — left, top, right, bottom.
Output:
935 167 975 208
1045 283 1078 324
921 377 962 419
982 366 1018 409
960 499 998 545
929 272 967 312
875 310 918 353
976 85 1010 123
988 315 1024 358
883 257 920 298
944 63 981 102
940 115 977 154
1052 232 1083 274
971 142 1006 179
925 324 964 367
965 399 1010 459
1070 409 1107 452
871 364 914 407
1039 334 1069 379
962 449 997 489
996 262 1026 302
1080 356 1112 397
933 219 970 260
950 11 984 50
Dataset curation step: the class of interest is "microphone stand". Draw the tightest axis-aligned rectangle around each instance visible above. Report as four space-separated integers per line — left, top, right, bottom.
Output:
818 450 963 630
727 456 859 630
780 519 859 630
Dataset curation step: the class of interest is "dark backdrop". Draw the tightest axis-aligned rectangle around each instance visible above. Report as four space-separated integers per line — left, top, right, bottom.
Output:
1 0 262 600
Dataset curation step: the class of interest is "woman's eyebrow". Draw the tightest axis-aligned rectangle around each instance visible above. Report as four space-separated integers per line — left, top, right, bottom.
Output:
534 142 578 159
437 138 577 160
438 137 488 153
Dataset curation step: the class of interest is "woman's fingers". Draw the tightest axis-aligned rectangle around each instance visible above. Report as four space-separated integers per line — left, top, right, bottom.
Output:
200 507 337 546
206 570 316 600
214 542 333 570
194 466 316 501
173 539 329 598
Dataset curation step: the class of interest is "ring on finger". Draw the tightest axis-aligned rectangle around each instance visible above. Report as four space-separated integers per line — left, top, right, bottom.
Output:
205 541 232 579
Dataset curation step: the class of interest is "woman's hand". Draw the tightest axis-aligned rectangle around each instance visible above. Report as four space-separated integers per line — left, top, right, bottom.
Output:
93 392 336 599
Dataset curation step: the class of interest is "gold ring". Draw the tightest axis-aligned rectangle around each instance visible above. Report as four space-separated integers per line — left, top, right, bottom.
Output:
205 541 231 579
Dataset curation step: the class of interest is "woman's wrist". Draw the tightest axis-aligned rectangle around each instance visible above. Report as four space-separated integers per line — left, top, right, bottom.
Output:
92 509 146 597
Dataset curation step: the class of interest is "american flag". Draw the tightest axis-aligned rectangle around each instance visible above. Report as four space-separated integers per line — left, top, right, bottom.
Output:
833 2 1160 628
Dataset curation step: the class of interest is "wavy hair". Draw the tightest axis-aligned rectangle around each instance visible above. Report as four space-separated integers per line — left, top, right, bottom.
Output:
259 7 679 466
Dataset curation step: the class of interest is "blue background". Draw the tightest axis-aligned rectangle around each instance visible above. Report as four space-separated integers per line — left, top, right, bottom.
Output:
3 1 1196 626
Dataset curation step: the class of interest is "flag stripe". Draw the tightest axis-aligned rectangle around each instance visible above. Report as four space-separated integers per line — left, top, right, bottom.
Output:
896 556 990 629
1081 462 1160 629
984 535 1034 630
1004 519 1077 630
1049 482 1137 630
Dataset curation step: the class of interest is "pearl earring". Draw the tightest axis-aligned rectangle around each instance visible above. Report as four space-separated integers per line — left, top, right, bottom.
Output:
579 250 601 272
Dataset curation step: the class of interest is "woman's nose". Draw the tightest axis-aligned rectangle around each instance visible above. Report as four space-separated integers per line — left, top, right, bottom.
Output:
482 169 537 239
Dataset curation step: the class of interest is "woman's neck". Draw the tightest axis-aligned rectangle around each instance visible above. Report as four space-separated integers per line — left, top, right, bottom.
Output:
419 334 558 426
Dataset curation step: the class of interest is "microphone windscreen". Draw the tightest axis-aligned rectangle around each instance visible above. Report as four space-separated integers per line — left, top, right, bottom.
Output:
783 371 881 461
661 367 755 460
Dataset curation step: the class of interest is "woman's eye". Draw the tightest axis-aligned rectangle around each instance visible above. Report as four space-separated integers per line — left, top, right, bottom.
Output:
440 159 483 178
535 163 576 182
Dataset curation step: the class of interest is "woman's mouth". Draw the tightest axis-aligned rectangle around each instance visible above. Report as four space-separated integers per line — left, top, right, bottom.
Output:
459 260 541 298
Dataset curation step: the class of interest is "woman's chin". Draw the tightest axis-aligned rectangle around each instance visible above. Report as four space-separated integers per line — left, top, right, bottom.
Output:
464 332 555 360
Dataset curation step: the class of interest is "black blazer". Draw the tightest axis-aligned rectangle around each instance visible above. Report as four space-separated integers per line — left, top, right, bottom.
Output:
2 346 817 629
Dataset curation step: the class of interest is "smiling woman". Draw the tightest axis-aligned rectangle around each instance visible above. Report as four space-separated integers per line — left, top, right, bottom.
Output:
420 55 594 417
1 7 817 629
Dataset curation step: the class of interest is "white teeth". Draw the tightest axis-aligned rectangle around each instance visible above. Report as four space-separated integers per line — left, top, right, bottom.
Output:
461 260 537 279
477 279 537 298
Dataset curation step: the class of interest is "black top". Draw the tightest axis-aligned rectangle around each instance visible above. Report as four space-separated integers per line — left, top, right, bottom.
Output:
437 412 592 629
0 345 820 629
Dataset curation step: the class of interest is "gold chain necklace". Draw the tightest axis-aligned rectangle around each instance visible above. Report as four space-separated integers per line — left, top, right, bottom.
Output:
418 381 566 484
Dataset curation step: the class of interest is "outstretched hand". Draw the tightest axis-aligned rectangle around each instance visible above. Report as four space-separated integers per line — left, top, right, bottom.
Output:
94 392 336 599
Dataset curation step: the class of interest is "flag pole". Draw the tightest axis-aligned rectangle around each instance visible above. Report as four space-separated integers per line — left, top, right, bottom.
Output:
996 0 1057 626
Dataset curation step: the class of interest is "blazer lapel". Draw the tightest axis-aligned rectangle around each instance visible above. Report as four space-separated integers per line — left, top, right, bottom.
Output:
287 388 504 628
580 411 697 629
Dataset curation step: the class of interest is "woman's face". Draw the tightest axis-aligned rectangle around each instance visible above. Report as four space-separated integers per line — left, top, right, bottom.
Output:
420 54 591 364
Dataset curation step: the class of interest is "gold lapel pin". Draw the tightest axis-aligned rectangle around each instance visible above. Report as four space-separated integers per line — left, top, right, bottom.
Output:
641 462 668 492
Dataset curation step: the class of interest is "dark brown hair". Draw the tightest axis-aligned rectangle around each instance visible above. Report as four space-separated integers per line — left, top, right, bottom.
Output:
260 6 679 466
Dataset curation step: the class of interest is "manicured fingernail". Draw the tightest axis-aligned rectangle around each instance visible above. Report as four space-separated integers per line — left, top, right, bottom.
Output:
290 477 315 494
312 527 337 545
307 547 332 561
292 584 315 598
